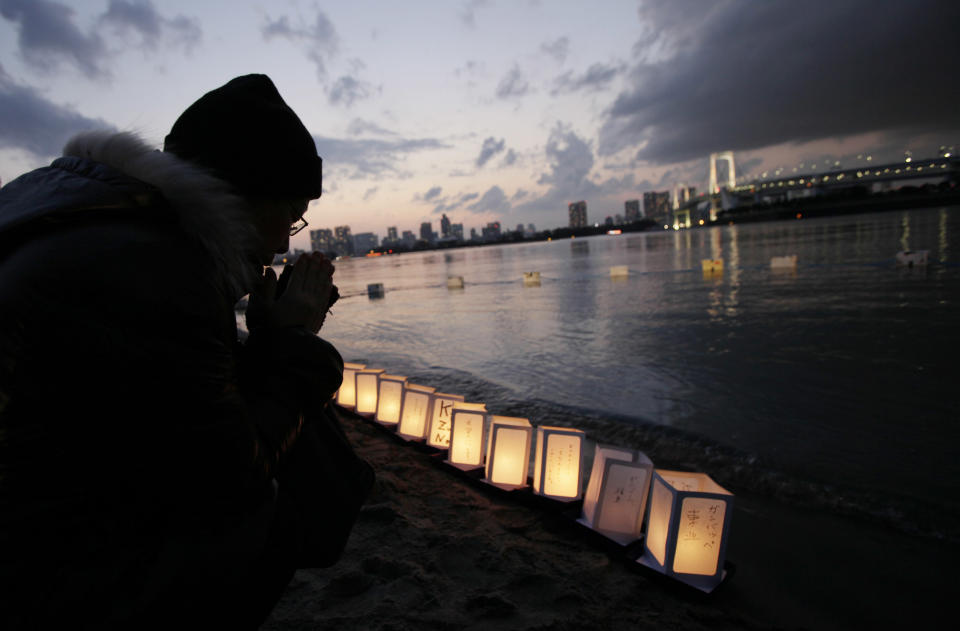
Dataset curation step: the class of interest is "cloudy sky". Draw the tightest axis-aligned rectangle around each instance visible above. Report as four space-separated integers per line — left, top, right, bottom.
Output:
1 0 958 244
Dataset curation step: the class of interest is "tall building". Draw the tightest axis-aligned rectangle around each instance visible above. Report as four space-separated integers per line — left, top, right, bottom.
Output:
625 199 641 222
568 201 587 228
470 227 479 241
642 192 671 223
353 232 378 254
419 221 433 243
481 221 502 241
334 225 354 256
383 226 399 247
402 230 416 246
309 228 335 254
451 223 464 241
440 214 452 238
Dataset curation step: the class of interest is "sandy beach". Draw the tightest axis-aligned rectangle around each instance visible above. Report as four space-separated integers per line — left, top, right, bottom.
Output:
263 406 956 630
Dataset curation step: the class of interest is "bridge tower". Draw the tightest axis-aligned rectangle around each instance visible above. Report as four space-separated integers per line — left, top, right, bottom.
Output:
707 151 736 222
708 151 736 194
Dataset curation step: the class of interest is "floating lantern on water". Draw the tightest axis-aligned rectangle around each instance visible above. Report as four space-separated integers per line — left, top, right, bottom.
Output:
523 271 541 286
579 445 653 544
532 426 585 500
637 469 734 592
336 362 366 408
484 416 533 490
396 383 437 440
610 265 629 278
354 368 385 416
701 259 723 273
447 276 465 289
895 250 928 267
367 283 385 298
770 254 798 270
375 374 408 425
447 407 487 470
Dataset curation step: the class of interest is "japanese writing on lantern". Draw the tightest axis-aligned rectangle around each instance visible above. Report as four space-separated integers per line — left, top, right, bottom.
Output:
612 474 643 503
682 502 723 549
545 441 574 485
431 399 455 447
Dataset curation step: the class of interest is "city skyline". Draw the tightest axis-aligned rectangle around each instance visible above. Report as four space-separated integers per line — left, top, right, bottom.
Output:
1 0 957 247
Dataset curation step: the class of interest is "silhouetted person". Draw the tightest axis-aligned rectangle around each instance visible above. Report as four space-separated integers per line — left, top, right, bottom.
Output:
0 74 368 628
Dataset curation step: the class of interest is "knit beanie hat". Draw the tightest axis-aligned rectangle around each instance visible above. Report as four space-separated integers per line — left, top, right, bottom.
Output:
164 74 322 199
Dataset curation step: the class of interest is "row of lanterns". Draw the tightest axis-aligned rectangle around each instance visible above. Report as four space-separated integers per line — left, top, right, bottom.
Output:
337 362 734 593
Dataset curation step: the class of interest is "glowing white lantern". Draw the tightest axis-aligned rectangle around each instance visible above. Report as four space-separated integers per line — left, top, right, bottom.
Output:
638 469 734 592
429 398 479 449
523 271 541 286
396 383 437 440
447 407 487 470
701 259 723 273
447 276 465 289
769 254 798 270
579 445 653 544
610 265 629 278
532 427 585 500
336 362 366 408
484 416 533 490
354 368 385 416
375 374 408 425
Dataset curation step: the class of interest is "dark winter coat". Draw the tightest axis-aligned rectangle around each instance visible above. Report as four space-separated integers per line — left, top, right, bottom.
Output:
0 132 344 628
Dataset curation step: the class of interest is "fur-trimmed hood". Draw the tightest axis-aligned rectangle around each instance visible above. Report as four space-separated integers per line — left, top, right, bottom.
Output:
59 131 260 297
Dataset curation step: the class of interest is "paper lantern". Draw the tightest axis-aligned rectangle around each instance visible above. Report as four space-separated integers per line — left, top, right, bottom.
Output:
396 383 437 440
701 259 723 273
532 426 585 500
367 283 385 298
428 397 478 449
638 469 734 592
896 250 928 267
579 445 653 544
447 276 465 289
484 416 533 489
769 254 798 270
375 374 408 425
354 368 385 416
336 362 366 408
610 265 629 278
447 407 487 470
523 271 541 286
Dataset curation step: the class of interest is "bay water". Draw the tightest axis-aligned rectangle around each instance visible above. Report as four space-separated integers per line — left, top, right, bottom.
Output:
312 207 959 540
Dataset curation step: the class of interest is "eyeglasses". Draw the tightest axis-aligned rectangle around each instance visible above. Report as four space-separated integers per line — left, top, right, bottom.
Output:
288 202 309 236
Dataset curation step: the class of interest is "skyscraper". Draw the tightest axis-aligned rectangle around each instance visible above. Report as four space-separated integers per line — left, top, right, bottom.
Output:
568 201 587 228
334 225 354 256
440 213 451 238
309 228 334 254
353 232 378 254
625 199 641 222
420 221 433 242
642 192 671 224
451 223 464 241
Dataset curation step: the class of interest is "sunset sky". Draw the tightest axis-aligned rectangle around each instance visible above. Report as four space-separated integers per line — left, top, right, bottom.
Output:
1 0 958 246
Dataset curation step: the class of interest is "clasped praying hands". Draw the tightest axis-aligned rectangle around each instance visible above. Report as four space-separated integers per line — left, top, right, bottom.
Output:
247 252 338 334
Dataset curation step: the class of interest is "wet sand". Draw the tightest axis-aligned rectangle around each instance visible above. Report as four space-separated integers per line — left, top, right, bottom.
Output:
263 407 955 630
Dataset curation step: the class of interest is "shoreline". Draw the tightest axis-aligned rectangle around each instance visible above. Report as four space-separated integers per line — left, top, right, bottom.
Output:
264 407 956 630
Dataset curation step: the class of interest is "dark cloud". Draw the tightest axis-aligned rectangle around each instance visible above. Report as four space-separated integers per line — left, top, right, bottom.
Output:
313 134 449 180
459 0 489 28
475 136 505 168
362 187 378 201
346 118 396 137
600 0 960 165
262 9 338 80
0 65 112 158
501 148 517 167
423 186 443 201
467 185 511 214
551 62 624 96
432 191 479 215
100 0 201 53
495 65 530 99
328 75 374 107
541 36 569 63
0 0 107 78
516 123 601 215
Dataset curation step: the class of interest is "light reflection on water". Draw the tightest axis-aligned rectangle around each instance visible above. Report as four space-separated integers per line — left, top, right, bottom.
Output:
318 207 960 516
